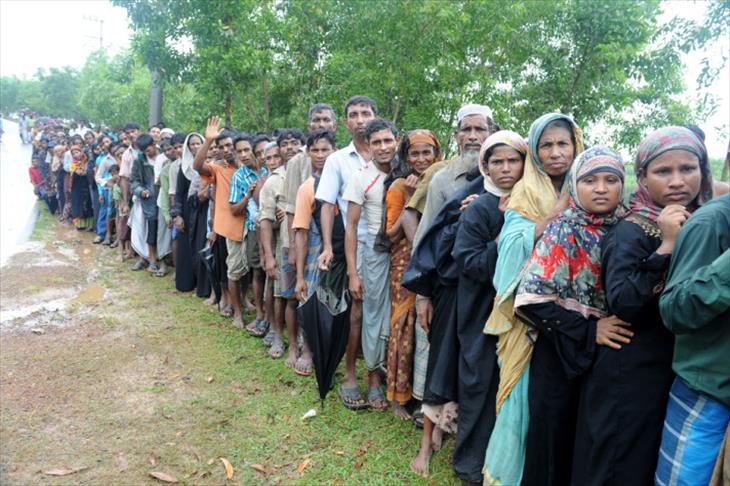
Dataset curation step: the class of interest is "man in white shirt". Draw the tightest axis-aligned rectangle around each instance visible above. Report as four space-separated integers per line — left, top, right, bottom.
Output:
343 118 398 411
315 95 377 409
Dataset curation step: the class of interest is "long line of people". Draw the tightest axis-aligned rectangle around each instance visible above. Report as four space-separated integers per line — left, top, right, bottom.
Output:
25 98 729 485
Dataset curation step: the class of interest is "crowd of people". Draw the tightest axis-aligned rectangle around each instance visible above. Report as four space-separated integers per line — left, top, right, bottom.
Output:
23 97 730 485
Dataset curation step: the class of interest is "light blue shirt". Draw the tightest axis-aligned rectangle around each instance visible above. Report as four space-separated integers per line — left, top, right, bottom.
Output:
314 141 368 241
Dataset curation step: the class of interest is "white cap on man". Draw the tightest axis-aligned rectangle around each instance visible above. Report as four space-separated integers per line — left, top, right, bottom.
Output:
456 104 493 124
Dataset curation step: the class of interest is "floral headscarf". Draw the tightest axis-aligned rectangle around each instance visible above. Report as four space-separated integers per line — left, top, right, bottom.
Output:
515 146 625 319
479 130 528 198
629 126 712 221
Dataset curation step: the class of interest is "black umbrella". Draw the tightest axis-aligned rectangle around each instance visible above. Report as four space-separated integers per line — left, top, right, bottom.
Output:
199 243 222 306
298 260 351 405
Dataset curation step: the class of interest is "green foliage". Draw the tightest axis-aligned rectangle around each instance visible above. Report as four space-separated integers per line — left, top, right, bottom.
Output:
2 0 728 152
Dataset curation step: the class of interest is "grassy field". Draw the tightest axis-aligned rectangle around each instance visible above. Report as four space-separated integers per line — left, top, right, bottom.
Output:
1 205 458 485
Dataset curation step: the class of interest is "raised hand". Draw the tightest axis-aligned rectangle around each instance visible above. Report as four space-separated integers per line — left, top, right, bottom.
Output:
205 116 224 141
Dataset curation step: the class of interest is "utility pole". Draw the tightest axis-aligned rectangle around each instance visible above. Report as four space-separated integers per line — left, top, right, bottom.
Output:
83 16 104 50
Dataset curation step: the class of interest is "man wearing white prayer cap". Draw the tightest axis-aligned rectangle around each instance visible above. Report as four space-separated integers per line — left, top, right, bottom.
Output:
401 102 498 430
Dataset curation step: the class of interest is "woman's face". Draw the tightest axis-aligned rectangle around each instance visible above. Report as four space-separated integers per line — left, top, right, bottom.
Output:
577 172 623 214
640 150 701 207
188 135 203 156
485 145 524 190
537 125 575 178
406 142 436 175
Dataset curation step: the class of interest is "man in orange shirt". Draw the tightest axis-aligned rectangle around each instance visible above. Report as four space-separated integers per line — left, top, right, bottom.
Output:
193 116 247 329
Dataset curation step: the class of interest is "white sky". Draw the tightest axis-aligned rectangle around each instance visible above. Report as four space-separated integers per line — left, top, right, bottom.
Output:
0 0 727 157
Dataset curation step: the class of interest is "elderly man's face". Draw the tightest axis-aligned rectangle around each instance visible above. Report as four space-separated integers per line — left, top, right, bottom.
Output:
455 115 492 154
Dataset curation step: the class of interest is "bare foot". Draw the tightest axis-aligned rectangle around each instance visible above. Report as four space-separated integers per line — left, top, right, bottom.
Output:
431 427 443 452
232 314 245 329
294 355 313 376
203 296 216 306
410 446 431 477
114 255 124 263
284 346 298 369
391 402 412 421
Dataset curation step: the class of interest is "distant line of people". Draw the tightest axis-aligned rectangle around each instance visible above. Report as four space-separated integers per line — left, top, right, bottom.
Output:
25 97 730 484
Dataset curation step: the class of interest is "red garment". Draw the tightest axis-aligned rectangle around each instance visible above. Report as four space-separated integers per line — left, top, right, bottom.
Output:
29 166 43 186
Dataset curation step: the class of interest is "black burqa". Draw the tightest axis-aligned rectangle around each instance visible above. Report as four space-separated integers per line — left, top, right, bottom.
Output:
450 193 503 483
189 194 211 298
570 217 674 486
403 173 484 406
174 165 196 292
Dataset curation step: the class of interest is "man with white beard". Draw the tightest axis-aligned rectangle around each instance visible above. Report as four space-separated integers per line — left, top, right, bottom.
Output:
408 103 497 477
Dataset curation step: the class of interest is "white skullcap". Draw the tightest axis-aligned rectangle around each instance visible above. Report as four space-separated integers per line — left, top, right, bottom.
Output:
456 104 493 124
160 128 174 136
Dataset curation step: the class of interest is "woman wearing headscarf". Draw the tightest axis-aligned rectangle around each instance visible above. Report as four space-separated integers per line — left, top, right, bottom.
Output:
384 129 441 421
591 127 711 486
483 113 583 486
512 146 627 485
69 147 95 230
451 131 527 483
172 133 204 293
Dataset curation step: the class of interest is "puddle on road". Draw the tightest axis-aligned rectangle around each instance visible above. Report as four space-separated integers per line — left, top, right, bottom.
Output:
70 283 106 304
1 283 106 333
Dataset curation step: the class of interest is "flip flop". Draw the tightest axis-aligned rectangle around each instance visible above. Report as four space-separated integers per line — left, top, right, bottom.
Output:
247 319 269 337
220 304 233 318
262 330 276 347
339 385 369 411
268 340 285 359
293 356 313 376
412 407 424 429
368 387 388 412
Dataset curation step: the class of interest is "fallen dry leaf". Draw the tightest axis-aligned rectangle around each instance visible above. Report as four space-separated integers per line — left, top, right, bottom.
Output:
297 459 311 475
250 464 267 474
220 457 234 479
148 453 158 465
148 471 179 483
354 459 364 470
206 376 214 383
333 450 345 456
207 458 215 466
43 467 86 476
116 452 128 472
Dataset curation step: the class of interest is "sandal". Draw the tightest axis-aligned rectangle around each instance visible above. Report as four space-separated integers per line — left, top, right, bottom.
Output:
367 387 388 412
268 340 285 359
109 240 119 249
412 407 424 429
338 385 369 411
262 329 276 347
92 236 104 244
246 319 269 337
146 262 160 273
294 356 313 376
131 259 147 271
220 304 233 318
154 265 167 277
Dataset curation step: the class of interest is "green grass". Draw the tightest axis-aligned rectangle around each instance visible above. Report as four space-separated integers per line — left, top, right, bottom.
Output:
87 241 457 485
30 201 56 241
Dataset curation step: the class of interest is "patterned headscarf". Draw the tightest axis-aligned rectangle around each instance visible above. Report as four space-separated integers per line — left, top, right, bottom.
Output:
515 146 625 319
629 126 712 221
479 130 528 198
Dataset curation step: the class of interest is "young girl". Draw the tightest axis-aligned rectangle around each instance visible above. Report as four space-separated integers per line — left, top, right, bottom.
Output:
591 126 711 486
451 130 527 482
512 146 627 485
